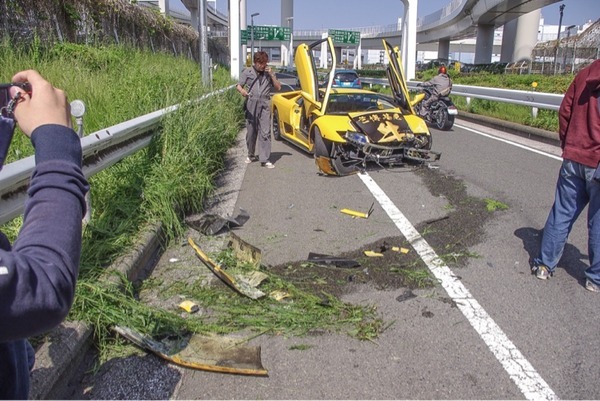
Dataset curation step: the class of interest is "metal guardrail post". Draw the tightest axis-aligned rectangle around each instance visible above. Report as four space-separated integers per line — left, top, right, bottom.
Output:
70 100 92 225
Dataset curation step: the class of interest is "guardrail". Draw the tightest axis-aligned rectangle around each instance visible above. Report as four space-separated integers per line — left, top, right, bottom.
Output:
0 85 234 226
361 77 564 115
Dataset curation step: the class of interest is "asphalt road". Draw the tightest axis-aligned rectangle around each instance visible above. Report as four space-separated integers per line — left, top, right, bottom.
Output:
68 118 600 400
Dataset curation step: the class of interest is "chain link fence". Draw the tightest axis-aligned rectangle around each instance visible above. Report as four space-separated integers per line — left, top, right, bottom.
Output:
507 19 600 75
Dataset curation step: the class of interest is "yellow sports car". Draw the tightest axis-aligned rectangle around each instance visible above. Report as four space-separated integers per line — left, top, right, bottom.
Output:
271 38 440 176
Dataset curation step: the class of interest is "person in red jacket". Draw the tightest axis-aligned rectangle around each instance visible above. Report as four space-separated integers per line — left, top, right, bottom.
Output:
0 70 89 399
532 60 600 292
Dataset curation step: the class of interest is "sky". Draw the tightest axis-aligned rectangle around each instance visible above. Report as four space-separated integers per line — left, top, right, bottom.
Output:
174 0 599 30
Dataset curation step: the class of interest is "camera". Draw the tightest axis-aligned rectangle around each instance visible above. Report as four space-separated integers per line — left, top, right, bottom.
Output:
0 82 31 170
1 82 30 114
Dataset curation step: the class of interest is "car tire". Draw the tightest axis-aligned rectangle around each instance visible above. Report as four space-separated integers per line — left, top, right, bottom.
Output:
330 146 361 176
272 109 282 141
313 127 331 157
313 128 360 176
314 128 359 176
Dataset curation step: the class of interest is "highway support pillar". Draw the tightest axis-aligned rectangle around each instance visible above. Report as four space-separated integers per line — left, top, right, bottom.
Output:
500 9 541 63
401 0 418 80
474 23 494 64
438 39 450 62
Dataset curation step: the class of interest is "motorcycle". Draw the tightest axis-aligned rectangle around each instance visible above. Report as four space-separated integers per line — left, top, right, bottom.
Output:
411 85 458 131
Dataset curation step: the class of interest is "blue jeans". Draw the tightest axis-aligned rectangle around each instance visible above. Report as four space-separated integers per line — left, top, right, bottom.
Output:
534 159 600 285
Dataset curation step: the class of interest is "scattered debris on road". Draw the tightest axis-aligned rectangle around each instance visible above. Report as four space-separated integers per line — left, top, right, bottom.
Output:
113 325 268 376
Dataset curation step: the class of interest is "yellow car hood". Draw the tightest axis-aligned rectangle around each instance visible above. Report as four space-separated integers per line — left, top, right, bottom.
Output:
348 111 413 143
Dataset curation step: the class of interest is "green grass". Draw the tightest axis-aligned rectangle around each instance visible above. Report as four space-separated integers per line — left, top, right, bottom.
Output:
3 40 387 360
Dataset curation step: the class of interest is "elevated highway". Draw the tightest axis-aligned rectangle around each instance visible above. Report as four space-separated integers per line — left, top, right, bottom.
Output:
158 0 563 78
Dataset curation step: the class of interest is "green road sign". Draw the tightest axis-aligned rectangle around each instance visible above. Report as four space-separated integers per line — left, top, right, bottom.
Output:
241 26 291 44
328 29 360 45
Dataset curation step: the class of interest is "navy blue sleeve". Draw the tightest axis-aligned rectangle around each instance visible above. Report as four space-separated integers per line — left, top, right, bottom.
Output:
0 124 89 342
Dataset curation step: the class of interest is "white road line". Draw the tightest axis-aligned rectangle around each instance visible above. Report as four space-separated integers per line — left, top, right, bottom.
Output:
455 123 562 161
358 172 558 401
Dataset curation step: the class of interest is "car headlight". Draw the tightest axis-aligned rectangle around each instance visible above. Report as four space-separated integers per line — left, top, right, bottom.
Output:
345 131 368 145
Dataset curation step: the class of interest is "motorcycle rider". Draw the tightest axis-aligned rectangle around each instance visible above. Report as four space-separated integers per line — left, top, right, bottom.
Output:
418 65 452 115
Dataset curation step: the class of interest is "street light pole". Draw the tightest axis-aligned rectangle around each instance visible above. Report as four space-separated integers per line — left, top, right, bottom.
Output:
554 4 565 74
287 17 294 68
250 12 259 65
563 25 576 73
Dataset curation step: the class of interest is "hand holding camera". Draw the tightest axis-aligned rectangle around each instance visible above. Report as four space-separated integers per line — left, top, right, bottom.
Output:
0 70 72 169
10 70 72 137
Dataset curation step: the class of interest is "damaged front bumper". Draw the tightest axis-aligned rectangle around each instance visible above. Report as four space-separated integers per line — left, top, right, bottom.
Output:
343 133 441 164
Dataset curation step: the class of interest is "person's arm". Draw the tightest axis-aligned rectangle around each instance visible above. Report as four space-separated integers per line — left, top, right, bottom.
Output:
0 70 89 342
558 78 576 147
236 69 249 97
265 66 281 92
236 83 248 97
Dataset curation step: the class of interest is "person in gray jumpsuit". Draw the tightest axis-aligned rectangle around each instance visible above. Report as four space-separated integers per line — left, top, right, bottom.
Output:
236 51 281 168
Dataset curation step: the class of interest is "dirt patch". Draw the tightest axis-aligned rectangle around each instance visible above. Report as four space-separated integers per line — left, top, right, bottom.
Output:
267 166 495 298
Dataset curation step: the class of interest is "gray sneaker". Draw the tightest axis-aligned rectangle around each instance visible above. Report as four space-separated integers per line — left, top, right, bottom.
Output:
532 265 551 280
585 279 600 292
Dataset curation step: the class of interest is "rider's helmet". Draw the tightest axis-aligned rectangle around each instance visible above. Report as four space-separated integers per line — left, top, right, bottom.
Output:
438 66 447 74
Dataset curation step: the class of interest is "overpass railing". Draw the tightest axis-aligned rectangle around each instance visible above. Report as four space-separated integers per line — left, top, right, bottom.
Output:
0 82 561 225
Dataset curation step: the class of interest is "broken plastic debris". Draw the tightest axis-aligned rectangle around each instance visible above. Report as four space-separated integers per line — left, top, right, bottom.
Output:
188 237 266 299
186 208 250 235
179 300 199 313
391 246 410 254
227 231 262 267
364 250 384 257
340 202 374 219
113 325 268 376
307 252 360 268
269 290 291 301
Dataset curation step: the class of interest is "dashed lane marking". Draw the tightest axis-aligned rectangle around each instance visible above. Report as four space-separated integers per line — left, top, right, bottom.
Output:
358 172 558 401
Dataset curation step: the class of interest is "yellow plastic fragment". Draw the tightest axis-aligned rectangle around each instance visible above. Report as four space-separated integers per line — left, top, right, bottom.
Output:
179 300 199 313
340 202 374 219
364 250 384 257
392 246 410 254
269 290 291 301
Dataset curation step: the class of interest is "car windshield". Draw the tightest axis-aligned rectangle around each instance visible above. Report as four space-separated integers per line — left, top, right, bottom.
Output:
325 93 397 115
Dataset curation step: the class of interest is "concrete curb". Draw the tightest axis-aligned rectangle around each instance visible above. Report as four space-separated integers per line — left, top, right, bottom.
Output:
30 114 557 399
31 129 249 400
457 111 559 145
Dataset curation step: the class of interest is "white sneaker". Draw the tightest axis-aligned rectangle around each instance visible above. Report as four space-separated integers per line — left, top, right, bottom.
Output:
585 279 599 292
261 162 275 169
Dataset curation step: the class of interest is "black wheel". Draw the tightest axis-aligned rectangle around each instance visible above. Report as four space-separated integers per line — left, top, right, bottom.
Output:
272 109 282 141
444 115 455 130
331 144 362 176
313 127 331 157
433 105 454 131
314 128 360 176
433 107 448 130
